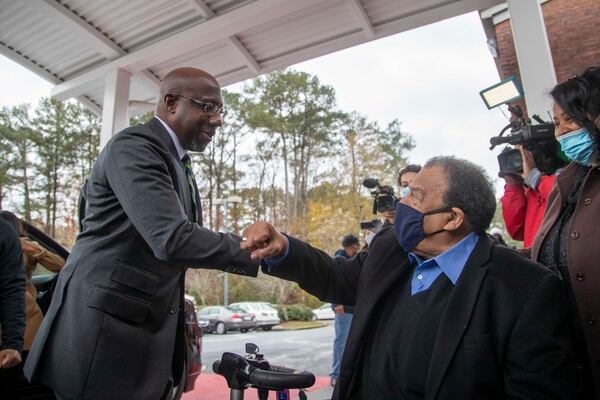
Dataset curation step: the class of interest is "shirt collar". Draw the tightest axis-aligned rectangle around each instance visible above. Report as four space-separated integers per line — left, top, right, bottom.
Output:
154 116 187 160
408 232 479 285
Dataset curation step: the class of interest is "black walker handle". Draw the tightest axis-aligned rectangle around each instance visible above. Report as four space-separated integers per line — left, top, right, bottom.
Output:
213 353 315 391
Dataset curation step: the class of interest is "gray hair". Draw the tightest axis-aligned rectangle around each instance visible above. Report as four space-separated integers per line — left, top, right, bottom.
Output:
424 156 496 232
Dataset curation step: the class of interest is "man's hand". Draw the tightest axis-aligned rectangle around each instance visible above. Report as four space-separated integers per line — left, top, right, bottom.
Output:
241 222 288 260
334 305 345 315
0 349 21 369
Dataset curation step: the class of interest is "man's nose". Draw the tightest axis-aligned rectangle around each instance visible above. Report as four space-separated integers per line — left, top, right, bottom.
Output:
210 113 223 127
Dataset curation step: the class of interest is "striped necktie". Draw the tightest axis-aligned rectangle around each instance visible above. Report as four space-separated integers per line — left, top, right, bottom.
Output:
181 154 199 223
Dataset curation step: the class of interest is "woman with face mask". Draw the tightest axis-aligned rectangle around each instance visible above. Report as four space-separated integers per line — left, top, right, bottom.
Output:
531 67 600 399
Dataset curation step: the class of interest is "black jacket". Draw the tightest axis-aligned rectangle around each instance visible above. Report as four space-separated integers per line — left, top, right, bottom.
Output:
0 220 26 352
263 227 577 400
24 118 259 399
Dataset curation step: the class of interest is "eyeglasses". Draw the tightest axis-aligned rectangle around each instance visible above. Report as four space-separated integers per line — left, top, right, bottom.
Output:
170 93 225 116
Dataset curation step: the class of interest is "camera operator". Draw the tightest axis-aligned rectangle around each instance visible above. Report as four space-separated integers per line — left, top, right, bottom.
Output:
500 144 556 248
383 164 422 224
531 67 600 399
360 219 382 249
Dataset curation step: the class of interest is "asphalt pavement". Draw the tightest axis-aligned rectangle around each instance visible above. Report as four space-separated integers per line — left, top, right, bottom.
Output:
201 321 335 376
183 322 335 400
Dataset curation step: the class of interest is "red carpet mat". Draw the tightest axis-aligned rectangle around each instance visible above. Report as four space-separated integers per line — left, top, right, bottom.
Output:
182 374 330 400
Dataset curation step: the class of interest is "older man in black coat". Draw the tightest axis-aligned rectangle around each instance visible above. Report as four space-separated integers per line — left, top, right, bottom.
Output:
24 68 259 400
242 156 577 400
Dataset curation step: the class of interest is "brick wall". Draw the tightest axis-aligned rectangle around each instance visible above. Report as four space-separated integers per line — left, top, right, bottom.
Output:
494 0 600 115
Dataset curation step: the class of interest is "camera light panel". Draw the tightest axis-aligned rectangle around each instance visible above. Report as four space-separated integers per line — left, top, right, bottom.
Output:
479 76 523 109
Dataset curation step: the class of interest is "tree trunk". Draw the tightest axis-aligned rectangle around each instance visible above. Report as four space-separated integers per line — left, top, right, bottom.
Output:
20 144 31 223
280 132 290 230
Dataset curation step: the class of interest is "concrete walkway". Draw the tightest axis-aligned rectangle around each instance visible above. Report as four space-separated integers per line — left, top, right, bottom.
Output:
182 374 332 400
304 385 333 400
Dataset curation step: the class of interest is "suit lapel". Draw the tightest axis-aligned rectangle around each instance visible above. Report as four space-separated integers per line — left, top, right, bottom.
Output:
148 118 195 222
425 235 493 400
338 242 413 399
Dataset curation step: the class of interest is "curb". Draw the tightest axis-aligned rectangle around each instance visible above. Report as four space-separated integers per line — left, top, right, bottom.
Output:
271 322 328 331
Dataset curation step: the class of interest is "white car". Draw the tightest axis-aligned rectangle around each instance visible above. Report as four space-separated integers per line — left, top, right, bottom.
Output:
229 302 281 331
312 303 335 320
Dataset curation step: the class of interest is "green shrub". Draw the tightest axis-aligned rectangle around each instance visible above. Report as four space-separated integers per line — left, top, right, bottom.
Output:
275 304 314 321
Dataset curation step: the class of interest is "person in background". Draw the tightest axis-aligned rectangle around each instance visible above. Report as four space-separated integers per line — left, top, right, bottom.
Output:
0 218 26 395
383 164 422 225
0 211 65 352
500 145 556 248
362 219 382 249
330 234 360 387
489 227 509 247
532 67 600 399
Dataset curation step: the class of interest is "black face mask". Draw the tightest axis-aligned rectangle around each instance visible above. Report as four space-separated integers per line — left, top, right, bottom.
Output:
394 202 452 252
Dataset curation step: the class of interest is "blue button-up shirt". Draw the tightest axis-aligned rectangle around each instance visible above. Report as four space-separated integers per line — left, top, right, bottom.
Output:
408 232 479 295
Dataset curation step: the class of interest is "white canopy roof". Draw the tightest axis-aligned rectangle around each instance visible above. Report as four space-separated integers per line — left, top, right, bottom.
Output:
1 0 505 116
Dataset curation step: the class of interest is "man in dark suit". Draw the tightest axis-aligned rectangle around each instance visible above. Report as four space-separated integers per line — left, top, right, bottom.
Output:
242 156 577 399
24 68 258 400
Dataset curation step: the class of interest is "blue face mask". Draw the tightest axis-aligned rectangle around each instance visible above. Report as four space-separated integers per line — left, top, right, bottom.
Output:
399 186 411 198
557 127 597 166
394 202 452 252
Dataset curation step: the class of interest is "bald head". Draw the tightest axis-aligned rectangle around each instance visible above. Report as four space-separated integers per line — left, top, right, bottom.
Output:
158 68 219 101
156 68 223 152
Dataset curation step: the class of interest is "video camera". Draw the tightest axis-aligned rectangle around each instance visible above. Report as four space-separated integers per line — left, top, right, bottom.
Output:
489 105 565 177
363 178 397 214
360 218 383 232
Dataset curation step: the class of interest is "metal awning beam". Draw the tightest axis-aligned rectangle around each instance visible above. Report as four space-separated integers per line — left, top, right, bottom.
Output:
0 42 102 116
29 0 160 94
185 0 262 73
348 0 375 38
50 0 324 101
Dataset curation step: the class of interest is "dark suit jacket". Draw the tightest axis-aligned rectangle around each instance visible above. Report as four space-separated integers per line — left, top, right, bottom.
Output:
264 228 577 400
24 118 258 399
0 220 26 353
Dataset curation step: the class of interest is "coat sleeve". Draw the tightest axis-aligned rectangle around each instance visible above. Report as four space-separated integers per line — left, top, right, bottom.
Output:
0 224 26 352
536 174 556 201
500 183 526 241
503 272 578 399
21 238 65 274
261 236 365 307
104 132 258 276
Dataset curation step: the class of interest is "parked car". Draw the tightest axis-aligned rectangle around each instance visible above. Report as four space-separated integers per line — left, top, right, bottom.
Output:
19 217 203 399
312 303 335 320
229 301 280 331
197 305 257 334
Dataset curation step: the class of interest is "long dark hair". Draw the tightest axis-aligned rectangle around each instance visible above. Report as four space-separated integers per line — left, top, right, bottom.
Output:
550 67 600 146
0 211 25 236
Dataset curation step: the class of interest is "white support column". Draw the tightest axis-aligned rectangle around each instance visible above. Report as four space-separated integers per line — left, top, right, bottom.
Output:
507 0 556 118
100 69 131 148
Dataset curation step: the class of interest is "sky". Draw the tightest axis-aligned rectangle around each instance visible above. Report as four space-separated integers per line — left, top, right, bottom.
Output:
0 11 512 194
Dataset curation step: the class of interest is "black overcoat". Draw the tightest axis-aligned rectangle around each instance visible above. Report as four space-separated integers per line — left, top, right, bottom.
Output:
264 228 577 400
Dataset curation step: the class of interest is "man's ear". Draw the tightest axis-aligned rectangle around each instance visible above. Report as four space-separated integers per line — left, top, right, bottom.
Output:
164 94 178 113
444 207 465 232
